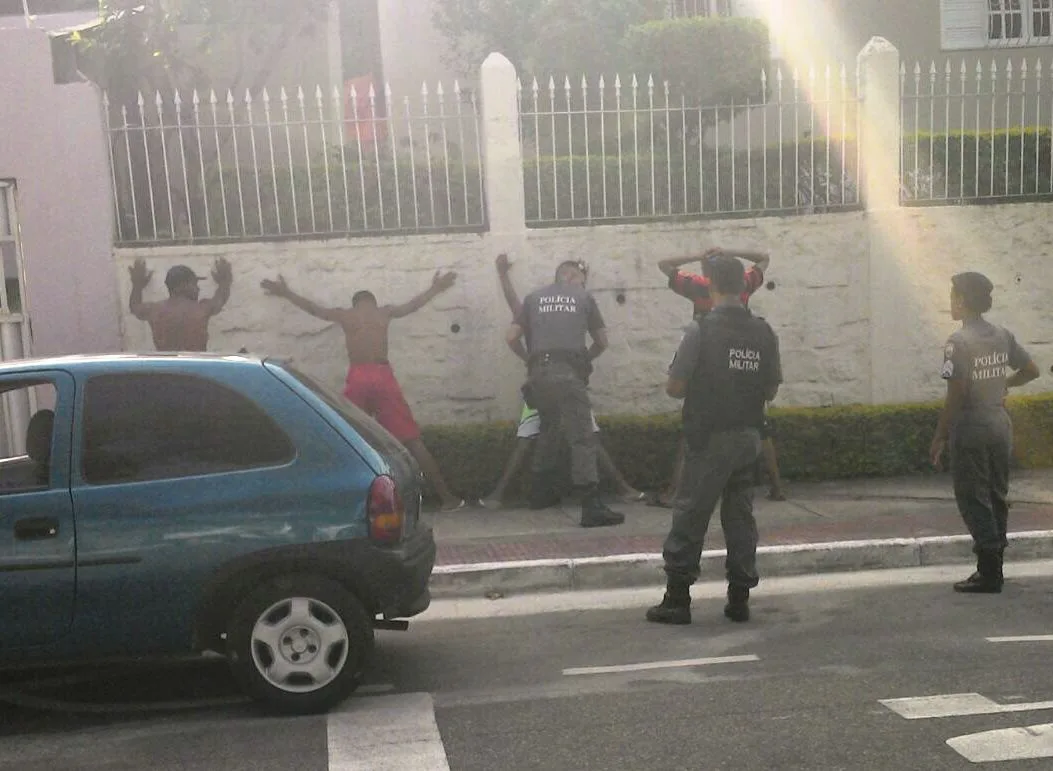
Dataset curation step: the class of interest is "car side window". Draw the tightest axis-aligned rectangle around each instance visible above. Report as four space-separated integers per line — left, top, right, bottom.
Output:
81 373 295 485
0 381 58 494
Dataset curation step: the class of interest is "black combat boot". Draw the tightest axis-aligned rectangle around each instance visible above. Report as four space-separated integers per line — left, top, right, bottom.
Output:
953 551 1003 594
579 486 624 528
724 585 751 622
646 581 691 625
529 473 562 510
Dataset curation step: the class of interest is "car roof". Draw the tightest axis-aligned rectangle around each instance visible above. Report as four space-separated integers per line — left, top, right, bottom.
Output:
0 353 283 376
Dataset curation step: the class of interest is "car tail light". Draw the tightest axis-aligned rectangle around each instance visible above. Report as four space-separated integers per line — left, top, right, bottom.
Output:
368 475 404 544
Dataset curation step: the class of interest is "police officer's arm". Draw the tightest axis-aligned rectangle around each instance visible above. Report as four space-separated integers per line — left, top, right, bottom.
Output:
495 254 522 315
665 323 702 399
586 295 608 361
931 339 970 466
1006 332 1040 388
388 271 457 318
764 327 782 403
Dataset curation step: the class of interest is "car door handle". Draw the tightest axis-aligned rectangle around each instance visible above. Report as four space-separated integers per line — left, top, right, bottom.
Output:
14 517 60 541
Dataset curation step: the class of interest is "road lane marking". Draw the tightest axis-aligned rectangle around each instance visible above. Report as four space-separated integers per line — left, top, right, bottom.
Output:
947 723 1053 763
327 692 450 770
987 635 1053 643
563 654 759 677
881 693 1053 720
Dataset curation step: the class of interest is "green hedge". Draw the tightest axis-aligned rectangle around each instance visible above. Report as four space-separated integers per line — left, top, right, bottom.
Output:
524 140 860 220
418 393 1053 501
900 127 1053 200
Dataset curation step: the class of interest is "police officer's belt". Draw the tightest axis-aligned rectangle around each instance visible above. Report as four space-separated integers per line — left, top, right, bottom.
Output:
529 350 591 379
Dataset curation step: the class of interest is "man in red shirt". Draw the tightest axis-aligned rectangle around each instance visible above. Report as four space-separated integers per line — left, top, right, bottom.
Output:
651 247 786 506
660 248 769 318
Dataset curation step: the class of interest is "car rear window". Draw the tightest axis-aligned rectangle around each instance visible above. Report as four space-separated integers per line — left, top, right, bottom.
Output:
280 365 410 460
82 373 295 485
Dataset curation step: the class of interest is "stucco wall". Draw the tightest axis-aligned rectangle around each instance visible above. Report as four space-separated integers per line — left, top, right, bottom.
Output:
0 28 120 357
115 201 1052 425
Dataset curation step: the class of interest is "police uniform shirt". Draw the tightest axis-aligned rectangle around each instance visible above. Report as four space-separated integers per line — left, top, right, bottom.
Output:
941 318 1031 435
515 282 605 355
670 305 781 445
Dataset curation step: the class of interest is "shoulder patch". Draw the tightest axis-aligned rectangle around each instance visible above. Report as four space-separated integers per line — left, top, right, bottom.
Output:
944 342 955 358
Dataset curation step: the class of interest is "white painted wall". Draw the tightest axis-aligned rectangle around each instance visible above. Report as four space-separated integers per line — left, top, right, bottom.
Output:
0 28 120 357
113 41 1053 426
114 200 1052 425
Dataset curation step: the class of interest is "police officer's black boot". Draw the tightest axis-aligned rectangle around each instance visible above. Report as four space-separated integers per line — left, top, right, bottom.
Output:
724 585 751 622
953 551 1003 594
579 485 624 528
646 580 691 625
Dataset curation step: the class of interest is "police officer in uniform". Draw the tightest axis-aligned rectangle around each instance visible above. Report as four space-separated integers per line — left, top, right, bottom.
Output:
506 261 624 528
930 272 1038 593
647 254 781 625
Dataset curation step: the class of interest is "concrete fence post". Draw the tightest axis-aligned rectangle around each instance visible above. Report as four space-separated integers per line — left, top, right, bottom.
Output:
858 38 910 404
479 52 528 235
857 37 901 212
478 53 529 418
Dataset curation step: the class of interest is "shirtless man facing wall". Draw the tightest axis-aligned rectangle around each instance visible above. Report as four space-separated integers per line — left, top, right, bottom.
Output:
129 258 233 351
261 271 464 510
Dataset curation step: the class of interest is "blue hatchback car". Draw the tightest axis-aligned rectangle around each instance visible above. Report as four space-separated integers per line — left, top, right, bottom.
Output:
0 354 435 714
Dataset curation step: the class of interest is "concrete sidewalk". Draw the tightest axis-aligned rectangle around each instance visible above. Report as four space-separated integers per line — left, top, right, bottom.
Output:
423 469 1053 599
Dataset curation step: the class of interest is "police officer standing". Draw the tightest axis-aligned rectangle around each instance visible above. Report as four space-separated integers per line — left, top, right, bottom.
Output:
930 272 1038 593
506 260 624 528
647 254 781 625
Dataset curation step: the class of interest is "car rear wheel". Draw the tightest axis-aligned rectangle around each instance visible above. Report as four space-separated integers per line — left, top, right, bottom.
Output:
226 573 374 714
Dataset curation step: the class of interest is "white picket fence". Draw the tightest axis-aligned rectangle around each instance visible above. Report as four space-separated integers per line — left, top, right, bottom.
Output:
106 81 486 244
518 65 862 225
102 46 1053 245
900 55 1053 203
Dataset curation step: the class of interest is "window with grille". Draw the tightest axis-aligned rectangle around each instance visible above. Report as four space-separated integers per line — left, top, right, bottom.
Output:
989 0 1025 39
1033 0 1053 37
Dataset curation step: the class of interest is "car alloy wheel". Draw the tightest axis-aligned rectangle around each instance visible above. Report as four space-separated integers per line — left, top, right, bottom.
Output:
250 596 349 693
227 574 374 714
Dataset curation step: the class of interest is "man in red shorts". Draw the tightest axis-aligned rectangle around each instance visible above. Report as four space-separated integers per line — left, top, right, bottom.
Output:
261 271 465 510
652 247 786 506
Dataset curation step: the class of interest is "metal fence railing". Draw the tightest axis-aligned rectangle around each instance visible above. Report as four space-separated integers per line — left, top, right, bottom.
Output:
518 65 862 226
900 56 1053 204
105 80 486 245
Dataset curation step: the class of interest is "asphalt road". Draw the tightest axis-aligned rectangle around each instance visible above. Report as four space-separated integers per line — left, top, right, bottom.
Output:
5 564 1053 770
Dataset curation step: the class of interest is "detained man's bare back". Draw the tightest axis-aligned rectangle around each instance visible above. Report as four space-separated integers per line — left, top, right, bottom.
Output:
129 258 233 352
261 271 466 510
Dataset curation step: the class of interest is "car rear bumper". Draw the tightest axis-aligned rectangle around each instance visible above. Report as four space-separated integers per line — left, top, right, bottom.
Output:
363 525 436 620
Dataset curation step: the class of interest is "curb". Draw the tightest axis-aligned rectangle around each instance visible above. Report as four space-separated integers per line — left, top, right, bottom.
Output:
429 530 1053 599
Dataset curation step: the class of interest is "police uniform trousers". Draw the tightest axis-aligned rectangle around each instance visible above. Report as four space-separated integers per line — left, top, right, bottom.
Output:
951 421 1011 555
527 359 598 487
663 428 761 588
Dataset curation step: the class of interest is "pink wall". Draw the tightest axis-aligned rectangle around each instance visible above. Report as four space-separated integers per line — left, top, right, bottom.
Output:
0 28 120 357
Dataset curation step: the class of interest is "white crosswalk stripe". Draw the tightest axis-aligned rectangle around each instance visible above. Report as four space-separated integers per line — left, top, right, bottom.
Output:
327 692 450 771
